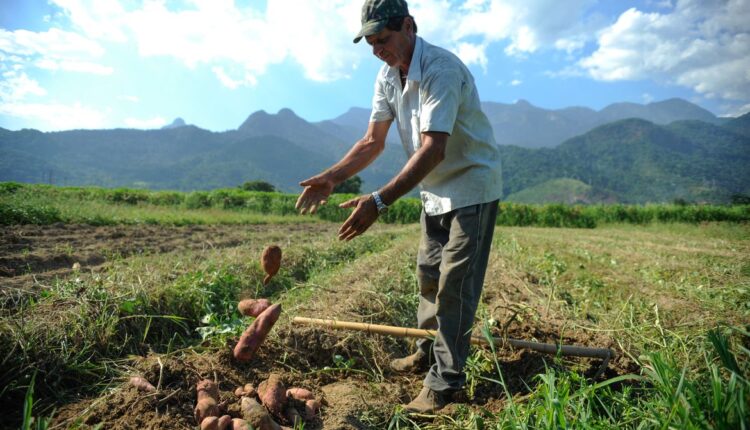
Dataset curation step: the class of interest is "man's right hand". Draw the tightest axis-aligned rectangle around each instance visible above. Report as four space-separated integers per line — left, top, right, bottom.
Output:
296 175 335 214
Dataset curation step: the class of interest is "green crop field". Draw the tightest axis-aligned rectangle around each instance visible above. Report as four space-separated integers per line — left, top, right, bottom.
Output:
1 183 748 429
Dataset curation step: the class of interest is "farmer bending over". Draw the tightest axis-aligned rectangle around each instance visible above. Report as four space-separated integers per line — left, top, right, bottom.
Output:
296 0 502 414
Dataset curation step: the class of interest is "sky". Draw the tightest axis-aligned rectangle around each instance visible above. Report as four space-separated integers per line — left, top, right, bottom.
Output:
0 0 749 132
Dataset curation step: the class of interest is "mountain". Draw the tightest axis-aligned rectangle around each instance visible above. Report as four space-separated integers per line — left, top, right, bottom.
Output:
1 102 747 203
724 112 750 138
499 118 750 203
162 118 187 129
481 97 723 148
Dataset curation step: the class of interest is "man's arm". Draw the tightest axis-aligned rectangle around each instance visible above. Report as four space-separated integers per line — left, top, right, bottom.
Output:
337 131 447 241
296 120 391 214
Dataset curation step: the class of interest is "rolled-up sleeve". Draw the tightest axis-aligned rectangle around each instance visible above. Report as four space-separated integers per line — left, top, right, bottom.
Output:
370 75 394 123
419 63 462 135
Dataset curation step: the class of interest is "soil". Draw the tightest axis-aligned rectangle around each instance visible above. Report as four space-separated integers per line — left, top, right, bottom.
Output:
1 223 638 429
0 223 334 292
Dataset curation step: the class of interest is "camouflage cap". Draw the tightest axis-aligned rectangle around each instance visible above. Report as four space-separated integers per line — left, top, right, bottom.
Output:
353 0 410 43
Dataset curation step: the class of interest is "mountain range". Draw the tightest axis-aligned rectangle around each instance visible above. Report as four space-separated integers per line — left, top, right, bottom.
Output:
1 98 748 204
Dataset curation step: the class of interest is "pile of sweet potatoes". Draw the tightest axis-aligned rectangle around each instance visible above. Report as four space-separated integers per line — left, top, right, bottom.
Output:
191 375 323 430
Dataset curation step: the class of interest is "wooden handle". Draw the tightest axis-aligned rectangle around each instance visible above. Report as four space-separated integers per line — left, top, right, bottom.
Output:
292 317 612 360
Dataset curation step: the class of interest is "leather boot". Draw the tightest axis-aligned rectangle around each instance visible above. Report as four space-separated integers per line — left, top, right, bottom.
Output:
390 350 429 373
404 386 451 413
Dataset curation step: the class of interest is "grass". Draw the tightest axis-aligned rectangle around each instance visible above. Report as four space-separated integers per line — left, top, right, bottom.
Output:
1 187 748 428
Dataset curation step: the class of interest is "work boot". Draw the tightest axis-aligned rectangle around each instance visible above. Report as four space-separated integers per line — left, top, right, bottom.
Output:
390 350 429 373
404 386 452 413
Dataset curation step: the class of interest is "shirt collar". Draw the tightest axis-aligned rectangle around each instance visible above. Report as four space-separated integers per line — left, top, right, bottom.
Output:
385 36 424 87
407 36 423 82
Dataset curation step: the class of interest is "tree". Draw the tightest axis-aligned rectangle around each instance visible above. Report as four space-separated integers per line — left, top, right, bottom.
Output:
333 175 362 194
240 180 276 192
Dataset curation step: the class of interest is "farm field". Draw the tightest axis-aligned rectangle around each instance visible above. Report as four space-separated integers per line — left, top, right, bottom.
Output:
1 194 748 428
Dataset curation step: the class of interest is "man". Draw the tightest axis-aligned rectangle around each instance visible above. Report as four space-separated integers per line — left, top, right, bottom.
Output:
295 0 502 414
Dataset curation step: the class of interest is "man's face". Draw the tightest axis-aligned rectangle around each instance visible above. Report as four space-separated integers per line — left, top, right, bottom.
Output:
365 18 412 69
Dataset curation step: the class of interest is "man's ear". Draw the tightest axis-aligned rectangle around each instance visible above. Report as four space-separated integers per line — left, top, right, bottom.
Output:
404 16 414 34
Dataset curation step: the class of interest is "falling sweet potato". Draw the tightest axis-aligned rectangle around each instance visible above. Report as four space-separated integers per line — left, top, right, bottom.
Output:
286 387 314 401
241 396 281 430
303 398 322 420
129 376 156 392
238 298 272 317
194 379 221 424
233 304 282 362
261 245 282 284
258 373 288 418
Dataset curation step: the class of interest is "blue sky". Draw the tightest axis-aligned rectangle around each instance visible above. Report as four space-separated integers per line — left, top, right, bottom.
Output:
1 0 748 132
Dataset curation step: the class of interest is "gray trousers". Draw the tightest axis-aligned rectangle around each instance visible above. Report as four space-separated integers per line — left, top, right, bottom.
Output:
415 200 499 392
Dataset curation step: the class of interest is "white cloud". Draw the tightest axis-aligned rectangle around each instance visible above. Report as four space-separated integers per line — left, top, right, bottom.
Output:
118 95 139 103
212 66 257 89
0 101 107 130
510 79 522 86
124 116 167 129
0 27 105 57
0 71 46 102
0 27 112 78
578 0 750 102
454 42 488 70
721 103 750 118
34 58 113 75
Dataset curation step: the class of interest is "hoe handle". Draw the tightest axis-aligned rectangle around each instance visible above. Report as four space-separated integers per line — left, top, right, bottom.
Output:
292 317 613 360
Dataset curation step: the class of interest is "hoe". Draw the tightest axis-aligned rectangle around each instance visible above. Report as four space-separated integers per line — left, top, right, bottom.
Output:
293 317 613 379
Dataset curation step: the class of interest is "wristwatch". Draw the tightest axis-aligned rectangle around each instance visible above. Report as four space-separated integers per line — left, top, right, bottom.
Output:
371 191 389 214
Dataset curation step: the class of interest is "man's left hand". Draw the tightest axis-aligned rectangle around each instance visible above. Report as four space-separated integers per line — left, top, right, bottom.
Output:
337 194 379 241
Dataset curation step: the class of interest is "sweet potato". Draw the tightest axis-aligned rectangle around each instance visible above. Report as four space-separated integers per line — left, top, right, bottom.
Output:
129 376 156 392
201 416 219 430
234 383 257 398
233 303 282 362
194 379 221 424
304 398 321 420
261 245 282 284
232 418 250 430
258 373 288 418
238 298 272 317
241 396 281 430
217 415 233 430
286 387 314 401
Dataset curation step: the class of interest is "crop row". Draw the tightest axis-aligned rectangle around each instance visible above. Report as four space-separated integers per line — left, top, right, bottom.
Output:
1 182 748 227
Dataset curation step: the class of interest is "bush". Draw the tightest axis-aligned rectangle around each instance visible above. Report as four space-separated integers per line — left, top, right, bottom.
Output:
185 191 211 209
333 176 363 194
0 182 24 194
149 191 185 206
0 201 62 225
240 181 276 192
107 188 150 205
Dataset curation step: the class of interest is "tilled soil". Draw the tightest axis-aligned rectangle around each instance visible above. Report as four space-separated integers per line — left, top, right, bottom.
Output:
2 223 637 429
0 223 334 291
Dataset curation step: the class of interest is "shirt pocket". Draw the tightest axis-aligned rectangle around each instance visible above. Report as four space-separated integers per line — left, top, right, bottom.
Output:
410 109 421 151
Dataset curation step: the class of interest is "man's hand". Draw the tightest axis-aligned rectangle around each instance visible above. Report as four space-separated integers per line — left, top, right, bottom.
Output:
337 194 379 241
296 175 335 214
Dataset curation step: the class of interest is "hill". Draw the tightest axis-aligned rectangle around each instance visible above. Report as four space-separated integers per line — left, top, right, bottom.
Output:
505 178 617 204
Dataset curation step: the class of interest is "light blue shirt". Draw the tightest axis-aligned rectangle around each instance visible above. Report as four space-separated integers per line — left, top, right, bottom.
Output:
370 37 503 215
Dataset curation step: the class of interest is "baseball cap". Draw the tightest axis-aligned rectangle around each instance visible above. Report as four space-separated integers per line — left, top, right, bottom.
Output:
353 0 410 43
